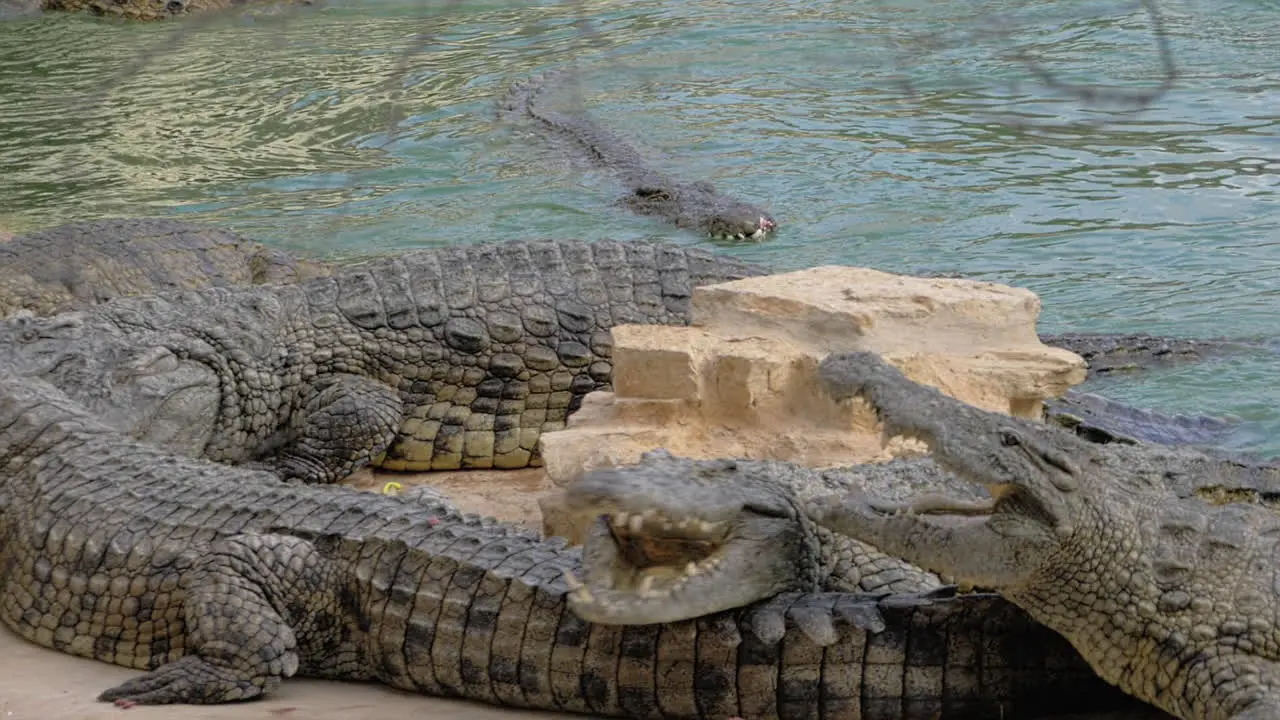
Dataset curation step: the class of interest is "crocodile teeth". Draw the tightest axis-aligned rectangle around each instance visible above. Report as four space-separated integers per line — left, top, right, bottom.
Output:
628 514 644 533
736 233 746 239
638 575 655 594
685 561 698 576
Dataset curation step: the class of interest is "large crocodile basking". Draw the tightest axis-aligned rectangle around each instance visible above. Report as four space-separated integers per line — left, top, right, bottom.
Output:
0 239 764 483
0 233 1259 486
498 70 778 241
0 218 331 317
810 351 1280 720
0 371 1150 718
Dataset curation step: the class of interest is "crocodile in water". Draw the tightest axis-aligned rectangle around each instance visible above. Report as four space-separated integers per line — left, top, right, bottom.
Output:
0 371 1149 718
811 351 1280 720
497 70 778 241
39 0 311 20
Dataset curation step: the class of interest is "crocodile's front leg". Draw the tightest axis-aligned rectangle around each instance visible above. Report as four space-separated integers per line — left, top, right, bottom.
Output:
98 533 365 705
254 374 403 484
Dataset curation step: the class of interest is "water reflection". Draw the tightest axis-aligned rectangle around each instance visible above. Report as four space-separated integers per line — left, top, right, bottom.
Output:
0 0 1278 450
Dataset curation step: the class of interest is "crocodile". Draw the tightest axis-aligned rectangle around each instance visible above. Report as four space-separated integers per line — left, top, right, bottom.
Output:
0 239 765 483
0 218 331 318
0 229 1250 481
40 0 311 19
562 443 1280 627
0 371 1152 718
809 350 1280 720
1046 389 1242 449
563 450 956 624
497 70 778 241
1038 332 1261 379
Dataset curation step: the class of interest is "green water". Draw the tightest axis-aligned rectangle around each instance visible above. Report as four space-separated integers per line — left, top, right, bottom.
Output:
1 0 1278 453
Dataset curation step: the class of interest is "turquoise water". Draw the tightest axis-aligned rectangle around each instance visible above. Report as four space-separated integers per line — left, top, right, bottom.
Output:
1 0 1279 453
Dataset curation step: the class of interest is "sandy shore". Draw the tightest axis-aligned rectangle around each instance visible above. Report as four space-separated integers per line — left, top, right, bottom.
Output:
0 623 575 720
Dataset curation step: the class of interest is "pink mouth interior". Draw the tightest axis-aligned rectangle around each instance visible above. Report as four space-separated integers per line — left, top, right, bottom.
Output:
759 216 777 231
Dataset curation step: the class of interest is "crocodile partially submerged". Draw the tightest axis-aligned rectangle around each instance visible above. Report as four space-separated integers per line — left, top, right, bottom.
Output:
1039 332 1260 379
811 351 1280 719
39 0 310 19
0 372 1150 717
0 218 330 318
0 239 763 483
1046 389 1241 448
498 70 778 241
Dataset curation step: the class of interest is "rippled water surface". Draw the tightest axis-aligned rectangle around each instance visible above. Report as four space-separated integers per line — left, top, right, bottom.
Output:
2 0 1279 452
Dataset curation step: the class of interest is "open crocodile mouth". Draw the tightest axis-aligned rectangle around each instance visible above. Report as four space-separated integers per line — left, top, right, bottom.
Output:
717 216 776 241
594 509 730 591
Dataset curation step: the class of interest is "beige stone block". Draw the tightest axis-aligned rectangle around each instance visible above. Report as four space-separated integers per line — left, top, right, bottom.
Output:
609 325 706 400
537 264 1088 488
691 265 1045 355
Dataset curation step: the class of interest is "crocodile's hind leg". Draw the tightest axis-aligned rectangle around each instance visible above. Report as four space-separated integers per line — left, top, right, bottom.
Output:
98 534 363 705
256 373 404 484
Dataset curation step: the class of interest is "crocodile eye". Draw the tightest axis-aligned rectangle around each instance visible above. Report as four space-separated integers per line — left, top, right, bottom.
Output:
999 431 1021 447
18 328 38 343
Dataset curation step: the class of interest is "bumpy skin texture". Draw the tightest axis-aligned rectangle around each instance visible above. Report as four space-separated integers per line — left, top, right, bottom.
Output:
498 70 778 241
1045 389 1241 448
810 351 1280 720
1039 332 1258 378
565 446 1280 627
0 239 764 483
0 374 1150 717
41 0 311 19
0 218 330 317
563 450 949 624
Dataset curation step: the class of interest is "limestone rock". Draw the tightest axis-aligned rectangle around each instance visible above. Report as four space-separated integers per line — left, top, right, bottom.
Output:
538 265 1087 499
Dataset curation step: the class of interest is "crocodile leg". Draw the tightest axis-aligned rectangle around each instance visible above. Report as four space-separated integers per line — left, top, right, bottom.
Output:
98 534 362 704
257 374 404 484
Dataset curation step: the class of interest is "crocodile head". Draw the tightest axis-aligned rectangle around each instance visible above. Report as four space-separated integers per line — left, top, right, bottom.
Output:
810 351 1134 590
562 449 822 624
624 181 777 241
0 310 221 456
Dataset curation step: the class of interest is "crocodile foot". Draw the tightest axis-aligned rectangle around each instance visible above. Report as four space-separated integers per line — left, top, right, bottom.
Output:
98 655 279 705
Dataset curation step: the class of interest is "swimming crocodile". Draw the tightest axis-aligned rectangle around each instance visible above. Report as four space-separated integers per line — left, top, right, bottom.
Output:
0 239 764 483
0 371 1152 718
39 0 310 20
497 70 778 241
810 351 1280 720
0 218 330 318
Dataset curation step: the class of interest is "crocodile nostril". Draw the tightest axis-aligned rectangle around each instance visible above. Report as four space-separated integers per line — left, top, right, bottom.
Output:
164 0 183 11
